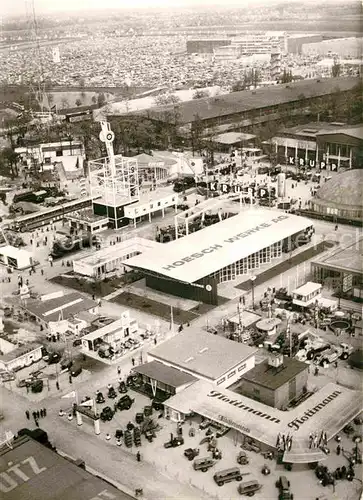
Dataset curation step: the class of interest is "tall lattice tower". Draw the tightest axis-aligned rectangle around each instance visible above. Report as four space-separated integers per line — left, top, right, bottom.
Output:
24 0 50 112
89 121 140 229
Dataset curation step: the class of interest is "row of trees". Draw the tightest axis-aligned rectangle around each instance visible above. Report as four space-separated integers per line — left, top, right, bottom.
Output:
1 81 361 179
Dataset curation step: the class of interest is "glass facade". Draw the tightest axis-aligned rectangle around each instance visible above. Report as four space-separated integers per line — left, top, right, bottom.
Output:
210 241 282 284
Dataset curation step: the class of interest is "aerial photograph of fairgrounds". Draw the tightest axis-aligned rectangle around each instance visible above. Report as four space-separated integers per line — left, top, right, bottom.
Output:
0 0 362 499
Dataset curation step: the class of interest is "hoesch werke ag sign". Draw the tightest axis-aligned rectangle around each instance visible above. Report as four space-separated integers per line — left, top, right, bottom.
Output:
163 215 289 272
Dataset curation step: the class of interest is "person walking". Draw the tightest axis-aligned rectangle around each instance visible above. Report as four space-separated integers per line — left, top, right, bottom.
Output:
117 366 121 376
336 444 341 455
131 358 135 367
25 410 30 420
136 451 141 462
43 408 47 417
40 409 44 418
32 411 37 420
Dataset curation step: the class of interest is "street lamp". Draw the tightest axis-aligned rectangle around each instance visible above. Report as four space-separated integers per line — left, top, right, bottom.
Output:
250 276 257 310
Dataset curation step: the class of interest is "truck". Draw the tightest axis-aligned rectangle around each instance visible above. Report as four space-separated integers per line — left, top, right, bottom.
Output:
317 346 342 367
340 343 354 360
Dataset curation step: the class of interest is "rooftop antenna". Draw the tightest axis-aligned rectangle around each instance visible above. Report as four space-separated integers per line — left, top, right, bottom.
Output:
25 0 50 113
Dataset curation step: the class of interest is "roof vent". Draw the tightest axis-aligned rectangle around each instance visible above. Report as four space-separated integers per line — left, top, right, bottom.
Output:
199 347 209 354
184 357 194 363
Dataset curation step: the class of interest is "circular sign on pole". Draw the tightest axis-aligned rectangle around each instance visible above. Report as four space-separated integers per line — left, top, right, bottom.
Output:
105 131 115 143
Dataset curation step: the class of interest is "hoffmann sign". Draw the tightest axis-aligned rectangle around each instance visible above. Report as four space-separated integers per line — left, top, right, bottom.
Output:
163 214 289 272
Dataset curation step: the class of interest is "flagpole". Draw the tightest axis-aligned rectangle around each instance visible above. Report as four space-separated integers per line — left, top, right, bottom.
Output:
170 306 174 334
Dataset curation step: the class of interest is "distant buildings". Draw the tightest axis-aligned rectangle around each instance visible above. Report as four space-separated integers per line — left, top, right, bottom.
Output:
0 338 43 372
187 38 231 54
269 122 363 170
302 37 363 59
125 77 359 134
15 140 85 179
287 34 323 54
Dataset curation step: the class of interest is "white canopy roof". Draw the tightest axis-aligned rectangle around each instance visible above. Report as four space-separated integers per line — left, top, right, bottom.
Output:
165 379 362 462
126 209 312 283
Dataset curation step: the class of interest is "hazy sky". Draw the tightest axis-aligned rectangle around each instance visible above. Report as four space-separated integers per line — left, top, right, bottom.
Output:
3 0 351 17
3 0 305 17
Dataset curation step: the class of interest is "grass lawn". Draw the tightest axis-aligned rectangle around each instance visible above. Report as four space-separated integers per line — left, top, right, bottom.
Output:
111 291 199 324
49 271 143 298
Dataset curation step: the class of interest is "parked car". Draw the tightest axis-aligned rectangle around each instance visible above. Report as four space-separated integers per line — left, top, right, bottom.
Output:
31 379 43 393
184 448 200 461
0 371 15 382
238 479 262 496
100 406 114 422
47 352 61 365
164 436 184 448
61 359 73 371
216 425 231 438
193 457 215 472
340 343 354 360
213 467 243 486
70 364 82 377
241 438 261 453
199 419 212 430
73 339 82 347
276 476 293 499
116 395 134 411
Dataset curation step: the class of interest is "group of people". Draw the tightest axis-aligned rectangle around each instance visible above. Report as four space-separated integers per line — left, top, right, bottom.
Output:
25 408 47 427
308 430 327 449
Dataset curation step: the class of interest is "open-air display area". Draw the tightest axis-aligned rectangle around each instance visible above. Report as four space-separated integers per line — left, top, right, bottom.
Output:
1 4 363 495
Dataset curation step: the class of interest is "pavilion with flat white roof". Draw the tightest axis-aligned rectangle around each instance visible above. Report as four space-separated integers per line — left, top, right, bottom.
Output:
126 209 313 305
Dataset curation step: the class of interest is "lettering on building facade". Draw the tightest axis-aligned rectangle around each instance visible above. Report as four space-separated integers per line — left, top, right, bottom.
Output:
162 215 289 272
287 390 342 430
207 390 281 424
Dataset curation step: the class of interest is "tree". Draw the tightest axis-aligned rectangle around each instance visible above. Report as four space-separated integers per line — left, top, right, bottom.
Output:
75 98 82 107
279 69 293 84
97 93 106 108
192 89 210 99
231 80 245 92
331 61 341 78
0 148 19 178
190 114 205 155
61 97 69 109
154 93 181 106
91 95 97 104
